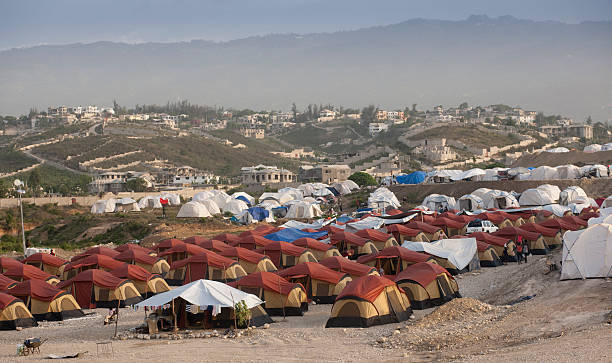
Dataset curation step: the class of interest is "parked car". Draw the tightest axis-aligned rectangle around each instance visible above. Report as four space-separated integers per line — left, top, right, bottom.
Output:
466 219 498 234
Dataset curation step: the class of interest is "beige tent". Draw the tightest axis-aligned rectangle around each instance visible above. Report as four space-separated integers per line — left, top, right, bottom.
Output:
0 293 37 330
394 262 460 309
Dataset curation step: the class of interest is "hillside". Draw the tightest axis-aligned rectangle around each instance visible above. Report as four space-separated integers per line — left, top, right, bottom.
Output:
512 149 612 167
407 126 520 149
1 16 611 120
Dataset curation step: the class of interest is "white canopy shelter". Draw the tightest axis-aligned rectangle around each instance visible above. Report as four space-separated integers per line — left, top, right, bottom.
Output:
561 224 612 280
402 238 478 271
177 201 211 218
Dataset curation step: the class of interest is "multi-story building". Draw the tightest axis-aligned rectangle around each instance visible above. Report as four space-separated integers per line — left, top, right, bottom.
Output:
241 165 295 185
540 124 593 139
172 166 218 186
298 164 351 183
369 122 389 136
239 128 265 138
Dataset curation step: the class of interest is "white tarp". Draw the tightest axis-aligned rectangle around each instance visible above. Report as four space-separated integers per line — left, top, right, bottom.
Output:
91 199 117 214
544 147 569 153
345 216 385 232
559 186 588 206
192 191 215 202
177 201 211 218
135 279 264 309
199 199 221 215
368 187 400 209
482 190 520 209
402 238 478 271
342 180 360 190
555 165 581 180
138 196 162 209
541 204 571 217
422 194 456 211
280 219 331 230
285 201 322 219
332 182 352 195
222 199 249 215
561 224 612 280
452 168 486 181
231 192 255 205
584 144 602 153
529 166 559 181
161 193 181 205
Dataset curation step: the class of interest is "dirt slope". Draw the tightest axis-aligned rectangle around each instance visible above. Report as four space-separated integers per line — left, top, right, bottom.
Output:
512 150 612 168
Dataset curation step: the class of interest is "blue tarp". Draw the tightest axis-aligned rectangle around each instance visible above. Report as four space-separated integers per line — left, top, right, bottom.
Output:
336 215 353 224
247 207 269 221
264 228 328 242
235 195 252 206
397 171 426 185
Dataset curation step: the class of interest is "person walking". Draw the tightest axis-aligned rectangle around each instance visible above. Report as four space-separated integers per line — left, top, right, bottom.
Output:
516 235 524 264
523 239 529 263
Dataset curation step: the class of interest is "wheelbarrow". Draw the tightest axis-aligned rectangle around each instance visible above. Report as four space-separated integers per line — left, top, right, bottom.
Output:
18 337 47 356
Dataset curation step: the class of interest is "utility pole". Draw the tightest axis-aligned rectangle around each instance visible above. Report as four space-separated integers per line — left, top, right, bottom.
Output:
14 179 27 256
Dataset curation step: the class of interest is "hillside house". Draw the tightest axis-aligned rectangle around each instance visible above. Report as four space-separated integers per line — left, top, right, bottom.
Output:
239 128 265 139
241 165 295 185
369 123 389 136
299 164 351 183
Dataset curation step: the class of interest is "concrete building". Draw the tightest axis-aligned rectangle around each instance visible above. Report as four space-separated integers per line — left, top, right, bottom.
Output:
271 148 315 159
369 123 389 136
171 166 218 186
88 171 154 193
239 128 265 139
299 164 351 183
241 165 295 185
540 124 593 139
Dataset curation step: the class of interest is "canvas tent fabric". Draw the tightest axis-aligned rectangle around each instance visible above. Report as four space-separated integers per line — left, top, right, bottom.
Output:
230 272 308 316
561 223 612 280
0 258 24 274
219 247 278 274
368 187 401 209
457 194 485 212
91 199 116 214
452 168 486 181
325 275 411 328
519 188 556 206
8 279 84 321
138 196 163 209
394 262 460 309
401 238 479 274
481 190 520 209
0 293 37 330
222 199 249 215
72 246 120 261
166 251 247 285
115 250 170 276
231 192 255 206
57 269 142 308
114 198 140 212
4 264 60 285
584 144 602 153
110 264 170 297
23 253 68 276
422 194 456 212
198 199 221 215
260 241 318 269
285 201 322 219
556 165 581 179
0 274 18 290
292 238 342 261
114 243 153 255
345 217 385 232
357 246 435 275
559 186 588 206
177 201 212 218
544 147 569 153
355 229 399 250
277 262 352 304
319 256 378 278
61 254 126 280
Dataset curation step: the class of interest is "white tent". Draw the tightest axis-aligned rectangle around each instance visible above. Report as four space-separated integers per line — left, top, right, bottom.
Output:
331 182 352 195
258 200 281 209
544 147 569 153
541 204 571 217
588 208 612 226
368 187 401 209
457 194 484 212
115 198 140 212
519 188 556 206
583 144 602 153
426 169 463 183
602 143 612 151
297 184 315 197
342 180 360 190
481 190 520 209
556 165 581 179
529 166 559 181
210 190 232 208
471 188 493 200
603 196 612 208
231 192 255 206
259 192 295 205
278 187 304 201
482 168 508 181
177 201 211 218
135 279 264 309
561 224 612 280
91 199 117 214
285 201 323 219
422 194 456 211
345 216 385 232
581 164 609 178
537 184 561 202
568 198 598 214
402 238 478 271
192 191 215 203
222 199 249 215
199 199 221 215
138 196 162 209
312 188 333 197
559 186 588 206
452 168 486 182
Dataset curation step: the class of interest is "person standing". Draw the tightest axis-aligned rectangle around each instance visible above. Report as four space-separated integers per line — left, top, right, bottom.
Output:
516 235 523 264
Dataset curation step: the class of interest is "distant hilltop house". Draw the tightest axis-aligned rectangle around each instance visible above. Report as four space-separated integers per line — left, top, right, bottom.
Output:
239 127 265 139
540 121 593 139
241 165 296 185
409 138 457 163
376 110 406 122
88 171 154 193
299 164 351 184
46 105 114 124
317 109 338 122
369 123 389 136
171 166 219 186
271 148 315 159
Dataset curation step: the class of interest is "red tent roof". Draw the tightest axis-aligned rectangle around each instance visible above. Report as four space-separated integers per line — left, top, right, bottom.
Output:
8 279 65 302
561 215 588 227
219 247 268 264
170 250 238 271
385 209 403 216
355 229 393 242
357 246 432 265
23 253 67 268
4 264 55 282
394 262 453 287
232 235 274 249
196 239 233 253
494 211 523 222
539 218 579 231
405 221 442 234
72 246 119 262
493 226 541 241
292 238 335 252
0 257 23 271
467 232 511 247
114 249 161 265
114 243 152 255
330 231 368 247
158 244 208 258
579 211 599 221
57 269 128 290
229 271 303 295
261 241 307 256
439 213 475 223
519 223 559 237
213 233 242 244
319 256 377 277
431 217 466 229
336 275 400 303
0 292 19 310
320 225 345 234
0 274 18 290
475 212 507 225
64 254 126 272
537 210 554 218
153 238 185 253
385 224 422 237
182 236 210 245
476 240 493 252
110 264 155 282
239 225 280 237
278 262 347 284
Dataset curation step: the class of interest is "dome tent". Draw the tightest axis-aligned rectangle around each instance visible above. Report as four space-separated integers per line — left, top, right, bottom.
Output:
0 293 37 330
110 264 170 298
326 275 411 328
319 256 379 279
561 223 612 280
278 262 352 304
177 201 211 218
394 262 460 309
23 253 68 276
57 269 142 308
559 186 588 206
8 279 84 321
457 194 484 212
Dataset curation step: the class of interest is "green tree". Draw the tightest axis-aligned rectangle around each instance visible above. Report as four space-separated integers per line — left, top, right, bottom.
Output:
125 178 148 192
360 105 377 123
348 172 377 187
28 168 41 196
459 102 469 109
2 210 17 232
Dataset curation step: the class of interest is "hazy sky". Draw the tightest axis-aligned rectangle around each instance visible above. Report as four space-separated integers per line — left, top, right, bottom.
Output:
1 0 611 50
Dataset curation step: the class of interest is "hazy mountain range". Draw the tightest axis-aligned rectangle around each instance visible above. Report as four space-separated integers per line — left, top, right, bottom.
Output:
1 15 611 121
